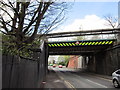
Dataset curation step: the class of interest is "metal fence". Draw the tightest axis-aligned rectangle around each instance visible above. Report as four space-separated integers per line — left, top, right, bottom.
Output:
2 42 48 88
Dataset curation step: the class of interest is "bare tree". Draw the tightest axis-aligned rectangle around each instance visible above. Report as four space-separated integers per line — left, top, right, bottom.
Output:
104 14 118 39
0 0 68 49
104 14 118 29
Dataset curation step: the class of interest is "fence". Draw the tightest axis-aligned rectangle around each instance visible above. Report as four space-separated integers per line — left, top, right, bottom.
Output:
2 42 48 88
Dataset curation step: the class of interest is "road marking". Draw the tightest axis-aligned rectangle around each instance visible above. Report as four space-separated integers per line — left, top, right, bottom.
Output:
58 75 64 80
86 79 108 88
64 80 76 90
82 73 112 82
56 71 76 90
97 77 112 82
64 80 76 89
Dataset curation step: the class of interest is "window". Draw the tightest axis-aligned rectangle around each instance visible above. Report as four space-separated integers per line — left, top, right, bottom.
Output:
116 71 120 74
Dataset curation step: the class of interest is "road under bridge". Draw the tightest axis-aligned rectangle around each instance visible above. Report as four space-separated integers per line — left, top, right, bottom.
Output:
44 28 120 75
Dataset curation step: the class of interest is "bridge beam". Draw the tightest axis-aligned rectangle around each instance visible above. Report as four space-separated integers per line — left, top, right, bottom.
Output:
46 28 120 38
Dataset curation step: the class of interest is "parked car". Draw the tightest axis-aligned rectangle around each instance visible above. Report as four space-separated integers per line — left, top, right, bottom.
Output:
49 64 53 66
112 69 120 88
53 64 56 68
58 65 63 68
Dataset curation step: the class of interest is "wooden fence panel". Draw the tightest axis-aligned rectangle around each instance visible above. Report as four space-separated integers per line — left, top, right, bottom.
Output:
2 55 14 88
2 42 47 88
20 59 38 88
2 53 46 88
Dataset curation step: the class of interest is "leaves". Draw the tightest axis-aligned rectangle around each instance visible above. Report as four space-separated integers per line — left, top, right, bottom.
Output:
58 55 70 66
0 0 69 57
2 34 40 58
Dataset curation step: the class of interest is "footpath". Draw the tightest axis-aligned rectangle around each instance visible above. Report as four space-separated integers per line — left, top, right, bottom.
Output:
42 69 71 90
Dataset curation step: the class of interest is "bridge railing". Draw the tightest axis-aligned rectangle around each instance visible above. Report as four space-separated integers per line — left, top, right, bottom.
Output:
46 28 120 38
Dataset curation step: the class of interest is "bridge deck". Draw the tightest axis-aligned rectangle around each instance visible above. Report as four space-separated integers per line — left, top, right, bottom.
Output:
47 39 116 55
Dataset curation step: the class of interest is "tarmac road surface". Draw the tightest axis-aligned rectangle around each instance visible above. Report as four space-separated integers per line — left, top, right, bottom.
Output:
49 66 117 89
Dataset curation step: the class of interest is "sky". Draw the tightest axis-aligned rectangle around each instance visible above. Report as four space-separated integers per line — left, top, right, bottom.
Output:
49 1 120 59
50 1 119 33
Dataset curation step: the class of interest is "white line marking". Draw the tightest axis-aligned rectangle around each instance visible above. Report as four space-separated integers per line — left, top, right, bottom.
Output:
64 80 76 90
86 79 108 88
82 73 112 82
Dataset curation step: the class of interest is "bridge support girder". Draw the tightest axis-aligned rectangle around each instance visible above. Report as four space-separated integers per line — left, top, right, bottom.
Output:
87 55 96 72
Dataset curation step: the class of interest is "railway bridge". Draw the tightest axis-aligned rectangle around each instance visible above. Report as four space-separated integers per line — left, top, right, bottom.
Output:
44 28 120 75
2 28 120 88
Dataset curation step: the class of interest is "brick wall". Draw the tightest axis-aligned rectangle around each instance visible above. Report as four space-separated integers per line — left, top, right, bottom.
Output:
67 56 79 68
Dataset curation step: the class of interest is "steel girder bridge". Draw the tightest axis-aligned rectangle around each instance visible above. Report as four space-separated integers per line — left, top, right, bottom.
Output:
47 39 116 55
44 28 120 55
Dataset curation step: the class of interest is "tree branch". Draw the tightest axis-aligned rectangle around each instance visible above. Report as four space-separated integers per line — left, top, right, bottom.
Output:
0 7 13 20
18 2 30 33
0 16 9 32
24 2 53 43
23 2 43 34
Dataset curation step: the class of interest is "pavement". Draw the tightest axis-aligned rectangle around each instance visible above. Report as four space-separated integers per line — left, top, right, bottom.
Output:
42 69 71 90
42 68 112 89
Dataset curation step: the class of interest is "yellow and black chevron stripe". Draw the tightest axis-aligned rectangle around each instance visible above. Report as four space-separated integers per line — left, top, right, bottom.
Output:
48 40 114 47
